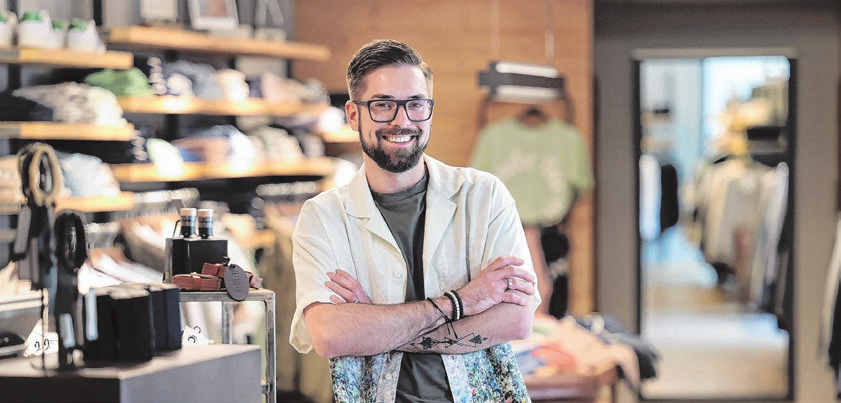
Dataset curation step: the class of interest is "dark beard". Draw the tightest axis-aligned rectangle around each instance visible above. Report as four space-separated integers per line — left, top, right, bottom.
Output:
360 127 427 173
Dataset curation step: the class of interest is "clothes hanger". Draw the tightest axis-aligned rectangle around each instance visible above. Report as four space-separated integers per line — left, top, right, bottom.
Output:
518 105 550 127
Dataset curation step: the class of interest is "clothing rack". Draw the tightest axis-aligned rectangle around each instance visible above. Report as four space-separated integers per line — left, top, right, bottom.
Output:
255 181 320 205
84 221 120 250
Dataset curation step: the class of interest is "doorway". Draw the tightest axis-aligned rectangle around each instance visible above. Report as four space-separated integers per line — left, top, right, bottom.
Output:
634 50 795 400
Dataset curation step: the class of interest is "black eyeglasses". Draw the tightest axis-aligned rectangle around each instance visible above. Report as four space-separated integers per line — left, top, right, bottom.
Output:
352 98 435 123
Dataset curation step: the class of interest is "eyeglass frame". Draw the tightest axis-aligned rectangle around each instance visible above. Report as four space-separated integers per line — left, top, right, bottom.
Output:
352 98 435 123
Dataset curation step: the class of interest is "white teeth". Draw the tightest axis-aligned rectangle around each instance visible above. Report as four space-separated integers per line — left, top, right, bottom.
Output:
385 135 412 143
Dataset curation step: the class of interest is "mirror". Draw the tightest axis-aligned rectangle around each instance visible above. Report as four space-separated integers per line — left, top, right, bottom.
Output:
634 52 794 400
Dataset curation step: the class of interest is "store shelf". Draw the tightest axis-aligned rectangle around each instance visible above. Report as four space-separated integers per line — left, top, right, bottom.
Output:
117 96 329 117
55 192 136 213
0 202 19 215
0 122 136 141
111 158 335 183
104 26 330 61
318 124 359 144
0 47 133 69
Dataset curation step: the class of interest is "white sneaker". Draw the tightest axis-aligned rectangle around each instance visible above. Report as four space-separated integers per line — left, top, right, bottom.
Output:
17 10 51 49
48 20 66 49
66 18 105 53
0 11 17 47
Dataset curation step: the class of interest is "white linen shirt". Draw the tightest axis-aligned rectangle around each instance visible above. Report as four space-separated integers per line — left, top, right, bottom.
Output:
290 155 537 402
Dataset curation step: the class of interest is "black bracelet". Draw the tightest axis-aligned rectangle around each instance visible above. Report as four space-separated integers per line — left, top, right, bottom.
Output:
444 291 461 321
451 289 465 319
427 297 450 323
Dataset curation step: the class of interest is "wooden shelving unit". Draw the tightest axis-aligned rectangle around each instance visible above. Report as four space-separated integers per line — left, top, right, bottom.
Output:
0 122 136 141
103 26 330 61
318 124 358 144
110 158 335 183
117 96 329 117
0 48 133 69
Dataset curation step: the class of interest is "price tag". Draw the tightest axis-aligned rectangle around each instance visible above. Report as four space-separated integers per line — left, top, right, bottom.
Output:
24 321 58 357
182 325 210 345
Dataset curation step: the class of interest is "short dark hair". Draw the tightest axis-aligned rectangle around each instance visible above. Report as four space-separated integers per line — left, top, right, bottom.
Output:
346 39 433 100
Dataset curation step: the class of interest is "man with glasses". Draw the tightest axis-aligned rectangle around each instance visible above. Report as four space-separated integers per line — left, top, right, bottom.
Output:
290 39 539 402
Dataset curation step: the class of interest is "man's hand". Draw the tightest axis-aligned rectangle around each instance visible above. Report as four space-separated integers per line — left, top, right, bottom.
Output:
325 269 372 304
456 256 537 317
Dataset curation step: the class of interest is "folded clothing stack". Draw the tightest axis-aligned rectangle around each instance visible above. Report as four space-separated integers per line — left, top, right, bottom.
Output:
12 82 126 126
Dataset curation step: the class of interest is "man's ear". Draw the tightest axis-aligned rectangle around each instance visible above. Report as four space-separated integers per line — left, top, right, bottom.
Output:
345 101 359 131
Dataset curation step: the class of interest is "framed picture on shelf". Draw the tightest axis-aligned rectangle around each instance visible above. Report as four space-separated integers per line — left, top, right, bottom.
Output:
188 0 239 31
140 0 179 24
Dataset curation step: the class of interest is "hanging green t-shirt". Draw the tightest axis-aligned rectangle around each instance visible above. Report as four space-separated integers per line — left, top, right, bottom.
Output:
470 117 594 226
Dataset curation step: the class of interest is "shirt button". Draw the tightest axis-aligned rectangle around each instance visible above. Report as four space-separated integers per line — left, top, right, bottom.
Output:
393 271 403 278
386 374 393 380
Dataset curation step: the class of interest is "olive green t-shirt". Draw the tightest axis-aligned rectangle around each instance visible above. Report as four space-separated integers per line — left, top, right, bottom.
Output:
372 171 453 402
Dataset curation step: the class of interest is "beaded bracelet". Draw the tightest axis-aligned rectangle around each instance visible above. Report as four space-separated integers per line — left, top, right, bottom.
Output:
444 291 462 321
451 289 465 319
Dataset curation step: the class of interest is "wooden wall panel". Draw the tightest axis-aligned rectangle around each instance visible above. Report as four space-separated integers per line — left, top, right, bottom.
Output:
293 0 595 314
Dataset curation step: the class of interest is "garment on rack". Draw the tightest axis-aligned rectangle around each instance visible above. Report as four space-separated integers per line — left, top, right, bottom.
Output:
659 162 679 233
747 163 789 311
470 117 593 227
822 215 841 396
683 154 790 314
639 154 661 242
700 158 770 268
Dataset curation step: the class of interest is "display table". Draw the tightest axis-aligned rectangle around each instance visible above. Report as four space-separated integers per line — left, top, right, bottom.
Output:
0 344 261 403
179 288 276 402
525 366 618 403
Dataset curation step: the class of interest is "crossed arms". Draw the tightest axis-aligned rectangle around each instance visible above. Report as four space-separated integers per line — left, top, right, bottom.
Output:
304 256 538 359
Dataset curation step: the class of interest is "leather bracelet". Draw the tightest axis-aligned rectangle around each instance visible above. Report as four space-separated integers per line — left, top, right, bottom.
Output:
172 273 222 291
180 262 264 292
427 297 450 323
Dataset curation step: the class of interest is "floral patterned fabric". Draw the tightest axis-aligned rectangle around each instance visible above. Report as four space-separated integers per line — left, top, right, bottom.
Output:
330 343 532 403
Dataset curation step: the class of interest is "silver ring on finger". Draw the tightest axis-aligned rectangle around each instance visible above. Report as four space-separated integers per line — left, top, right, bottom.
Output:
352 297 359 303
506 277 513 291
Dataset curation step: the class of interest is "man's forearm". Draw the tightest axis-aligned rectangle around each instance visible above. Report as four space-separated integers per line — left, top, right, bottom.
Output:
397 293 535 354
304 299 448 358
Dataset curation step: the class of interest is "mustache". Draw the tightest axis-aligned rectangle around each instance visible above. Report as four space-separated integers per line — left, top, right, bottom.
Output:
377 127 422 137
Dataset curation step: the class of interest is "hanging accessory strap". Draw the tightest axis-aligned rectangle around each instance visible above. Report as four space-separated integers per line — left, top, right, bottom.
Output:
53 210 88 370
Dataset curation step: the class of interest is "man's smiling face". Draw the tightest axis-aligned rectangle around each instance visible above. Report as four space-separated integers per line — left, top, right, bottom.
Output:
349 65 433 173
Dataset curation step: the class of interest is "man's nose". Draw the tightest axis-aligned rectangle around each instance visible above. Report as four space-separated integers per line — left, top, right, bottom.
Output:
390 105 412 126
